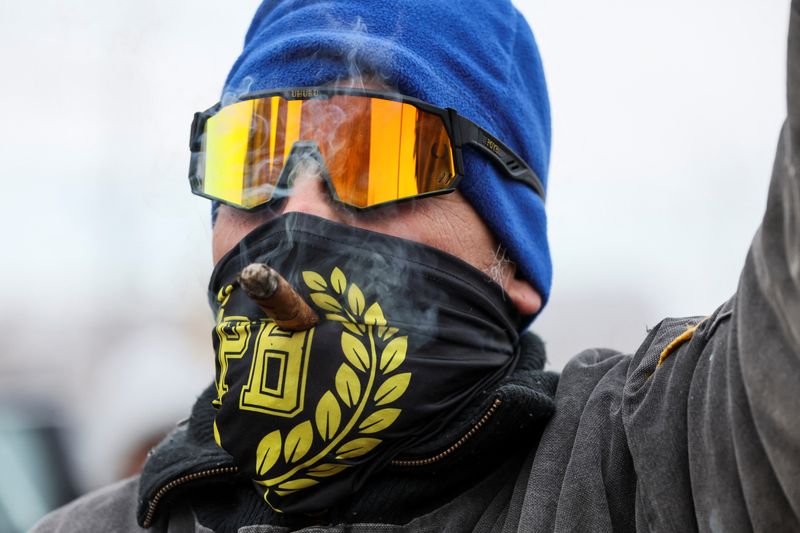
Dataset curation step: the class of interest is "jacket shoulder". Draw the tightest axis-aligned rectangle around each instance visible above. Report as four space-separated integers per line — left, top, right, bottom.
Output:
30 477 146 533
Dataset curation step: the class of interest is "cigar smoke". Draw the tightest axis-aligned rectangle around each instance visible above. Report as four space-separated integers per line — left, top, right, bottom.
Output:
222 15 450 345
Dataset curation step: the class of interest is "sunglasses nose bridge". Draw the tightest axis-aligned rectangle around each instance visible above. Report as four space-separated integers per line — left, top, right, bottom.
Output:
278 141 343 218
279 141 332 191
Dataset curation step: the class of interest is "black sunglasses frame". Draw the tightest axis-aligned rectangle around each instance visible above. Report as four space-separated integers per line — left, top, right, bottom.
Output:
188 86 545 211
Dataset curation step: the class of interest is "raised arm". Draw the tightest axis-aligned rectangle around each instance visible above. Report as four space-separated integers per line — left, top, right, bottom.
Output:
691 1 800 529
737 0 800 490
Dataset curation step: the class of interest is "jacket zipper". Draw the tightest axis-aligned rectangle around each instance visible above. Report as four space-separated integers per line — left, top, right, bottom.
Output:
143 466 238 528
144 398 502 525
390 398 502 468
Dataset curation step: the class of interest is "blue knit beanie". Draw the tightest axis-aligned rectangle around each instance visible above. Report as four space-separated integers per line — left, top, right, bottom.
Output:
223 0 552 312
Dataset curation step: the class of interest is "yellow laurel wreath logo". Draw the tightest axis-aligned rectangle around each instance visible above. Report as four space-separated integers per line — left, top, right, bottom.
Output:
253 267 412 501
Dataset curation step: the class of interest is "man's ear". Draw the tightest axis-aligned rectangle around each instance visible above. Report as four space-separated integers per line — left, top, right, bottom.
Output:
504 274 542 316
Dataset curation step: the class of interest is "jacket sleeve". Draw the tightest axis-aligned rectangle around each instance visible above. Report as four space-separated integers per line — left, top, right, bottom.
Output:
736 0 800 511
510 5 800 532
691 1 800 529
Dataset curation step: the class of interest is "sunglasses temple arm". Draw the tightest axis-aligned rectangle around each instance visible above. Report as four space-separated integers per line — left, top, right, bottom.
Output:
451 114 546 200
190 112 205 152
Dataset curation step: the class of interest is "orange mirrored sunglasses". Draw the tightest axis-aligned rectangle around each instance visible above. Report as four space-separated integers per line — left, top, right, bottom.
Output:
189 87 544 210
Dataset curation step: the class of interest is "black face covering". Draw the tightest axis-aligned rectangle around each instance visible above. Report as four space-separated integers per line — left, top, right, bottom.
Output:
208 212 522 513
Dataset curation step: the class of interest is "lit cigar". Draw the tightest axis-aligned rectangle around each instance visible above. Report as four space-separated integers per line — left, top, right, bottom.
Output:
238 263 319 331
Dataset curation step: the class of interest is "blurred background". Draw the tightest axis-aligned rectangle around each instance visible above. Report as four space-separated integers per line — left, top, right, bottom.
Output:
0 0 789 530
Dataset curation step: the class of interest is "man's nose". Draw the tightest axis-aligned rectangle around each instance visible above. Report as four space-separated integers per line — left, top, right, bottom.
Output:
281 171 338 220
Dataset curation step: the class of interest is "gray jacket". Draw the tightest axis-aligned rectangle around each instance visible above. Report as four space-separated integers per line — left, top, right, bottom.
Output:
32 1 800 531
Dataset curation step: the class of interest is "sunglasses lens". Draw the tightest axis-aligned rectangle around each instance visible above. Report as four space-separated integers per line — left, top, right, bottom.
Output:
202 96 302 208
197 94 457 209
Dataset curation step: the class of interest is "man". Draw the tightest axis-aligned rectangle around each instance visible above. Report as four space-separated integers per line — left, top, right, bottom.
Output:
34 0 799 531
